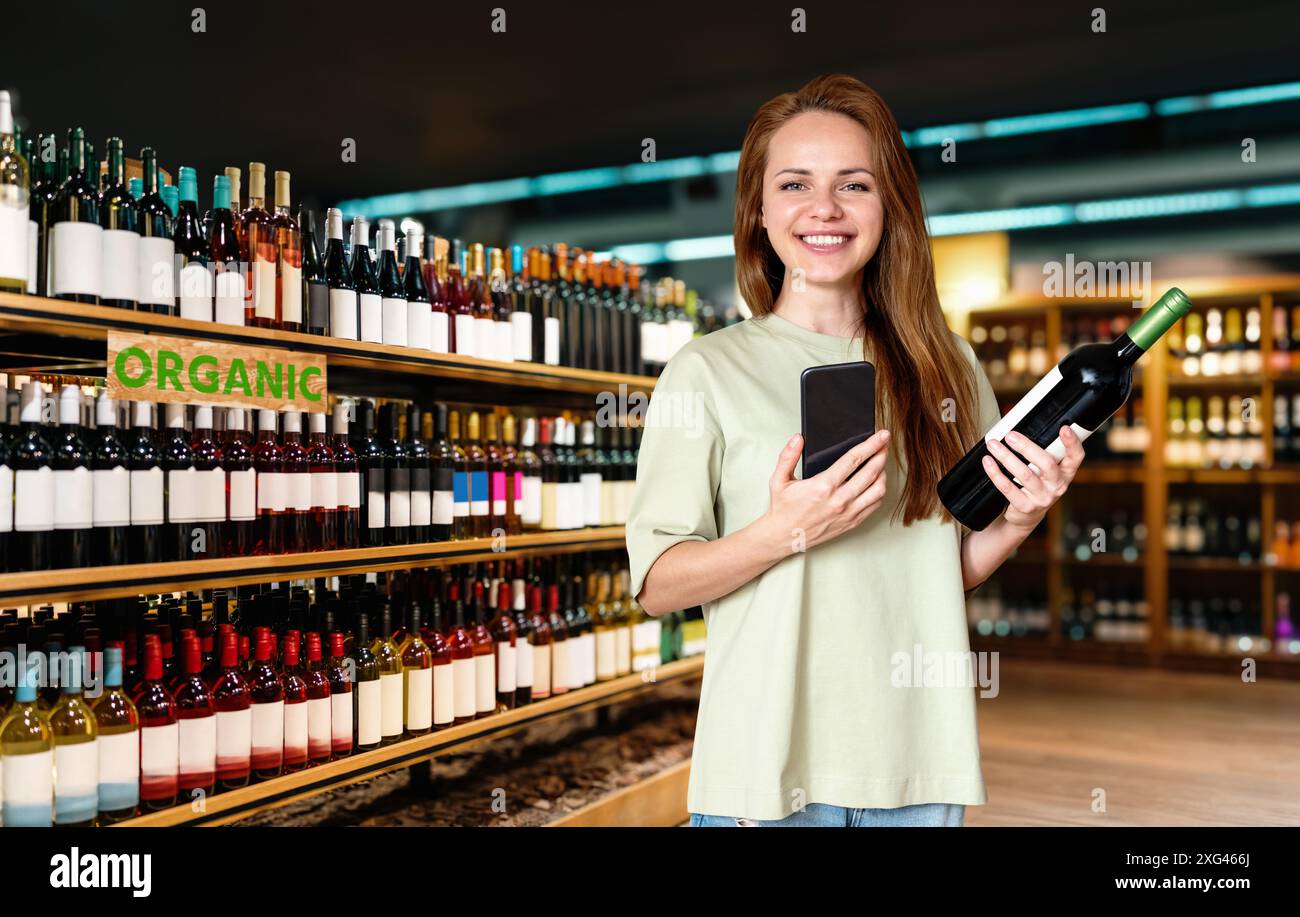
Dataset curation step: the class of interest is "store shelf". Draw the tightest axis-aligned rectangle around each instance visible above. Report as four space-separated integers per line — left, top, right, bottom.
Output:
0 528 627 605
0 292 656 396
113 655 705 827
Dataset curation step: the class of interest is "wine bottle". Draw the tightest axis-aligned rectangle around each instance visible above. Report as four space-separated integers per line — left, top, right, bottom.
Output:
223 408 256 556
211 630 251 789
1 668 54 826
426 235 451 353
351 216 382 344
490 583 518 712
355 400 386 548
161 404 197 563
467 592 496 717
248 628 284 779
0 384 12 570
207 175 243 325
401 225 432 350
98 136 139 309
28 132 58 297
253 409 286 555
89 396 134 559
449 409 471 539
325 631 353 758
428 403 455 541
302 631 332 764
281 411 312 552
510 572 534 707
243 162 277 328
369 603 403 745
395 603 431 736
448 239 474 356
92 645 139 822
405 404 432 544
172 635 216 800
279 631 308 772
325 208 357 340
49 648 98 826
189 406 225 560
174 166 212 322
508 244 533 362
0 92 29 293
14 381 54 571
49 127 102 303
135 147 174 314
273 171 302 333
331 404 360 549
52 384 92 568
350 613 381 749
467 243 494 361
489 247 514 362
124 402 162 564
517 417 543 532
466 410 490 538
940 288 1192 531
526 586 552 700
483 412 506 535
135 634 178 810
578 418 602 527
375 218 408 347
443 597 474 724
301 207 329 335
305 411 337 551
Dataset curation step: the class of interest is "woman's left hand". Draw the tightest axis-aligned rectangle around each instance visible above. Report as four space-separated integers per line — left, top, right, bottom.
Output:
981 426 1086 532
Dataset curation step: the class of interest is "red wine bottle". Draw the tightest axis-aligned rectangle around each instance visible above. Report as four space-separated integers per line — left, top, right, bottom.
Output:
325 208 357 340
356 400 387 548
429 403 455 541
332 404 360 548
207 175 243 326
127 400 163 565
423 599 454 731
173 634 216 799
352 216 382 344
136 634 179 810
376 218 407 346
272 171 302 334
12 381 54 571
280 631 309 772
379 402 410 546
175 166 211 322
307 411 337 551
223 408 256 555
403 225 432 350
211 630 251 789
350 613 381 749
52 384 91 568
405 403 432 544
253 409 286 555
303 631 332 765
135 146 175 315
490 583 518 712
161 404 196 563
91 391 130 566
248 627 284 780
326 632 353 758
939 288 1192 531
281 411 312 552
301 206 329 336
191 406 225 560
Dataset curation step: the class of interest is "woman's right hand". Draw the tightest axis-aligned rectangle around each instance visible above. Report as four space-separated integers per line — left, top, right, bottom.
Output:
764 430 891 553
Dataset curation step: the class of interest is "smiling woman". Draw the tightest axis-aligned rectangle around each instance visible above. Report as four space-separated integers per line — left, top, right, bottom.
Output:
626 74 1086 828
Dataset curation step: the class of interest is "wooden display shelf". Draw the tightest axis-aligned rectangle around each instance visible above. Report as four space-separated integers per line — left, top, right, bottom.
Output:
549 759 692 828
113 656 705 827
0 292 656 396
0 528 627 605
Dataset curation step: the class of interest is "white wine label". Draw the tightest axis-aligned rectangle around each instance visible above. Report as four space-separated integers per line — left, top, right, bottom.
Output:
514 632 533 688
430 311 450 353
432 490 453 526
97 730 139 812
338 471 361 509
495 320 514 363
596 631 616 681
0 202 29 284
552 641 570 693
407 301 432 351
288 472 312 511
215 707 252 762
280 263 303 324
197 468 227 522
475 317 497 361
229 468 256 521
306 696 331 753
382 297 408 346
330 691 351 747
167 467 199 523
496 642 516 693
632 621 660 653
452 657 476 719
359 293 383 343
129 466 164 526
100 228 140 302
454 313 476 357
53 741 98 821
330 288 359 340
0 465 12 533
533 643 551 697
475 652 495 712
140 721 179 777
53 466 92 529
379 672 403 737
178 715 217 774
410 489 432 527
983 365 1095 481
511 311 533 362
581 473 602 526
214 268 245 325
251 701 284 755
137 235 175 306
543 316 561 365
521 475 542 525
26 219 36 293
257 471 287 512
615 627 632 676
15 466 54 532
540 482 558 530
51 221 103 298
366 489 385 529
405 667 432 731
283 700 308 756
357 679 382 746
433 664 454 725
3 749 53 826
252 259 276 319
388 488 411 527
600 480 616 526
178 262 213 321
311 471 338 510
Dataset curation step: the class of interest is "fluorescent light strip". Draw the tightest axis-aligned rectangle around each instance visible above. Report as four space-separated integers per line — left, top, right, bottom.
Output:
605 181 1300 264
339 80 1300 217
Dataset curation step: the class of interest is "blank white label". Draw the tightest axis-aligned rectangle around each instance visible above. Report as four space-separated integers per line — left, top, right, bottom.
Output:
257 471 287 512
54 741 98 803
379 672 403 737
0 203 29 284
179 715 217 774
433 664 454 726
288 472 312 511
382 297 408 346
0 465 11 533
229 468 256 520
474 652 494 713
388 489 410 527
408 301 431 350
511 312 533 362
179 262 213 321
130 466 164 525
357 679 381 746
476 318 497 361
544 316 561 365
329 288 358 340
581 473 602 526
4 749 53 813
453 657 475 719
283 700 308 758
515 634 533 689
51 221 103 298
311 471 338 510
15 466 54 532
533 644 551 696
496 642 516 693
216 707 252 763
54 466 92 529
521 475 542 525
330 690 351 748
410 489 431 527
138 235 175 306
495 321 514 363
251 701 284 755
307 697 330 753
432 490 453 526
430 311 450 353
454 314 476 357
280 263 303 324
98 730 138 785
167 467 199 523
338 472 361 509
252 259 276 319
100 228 140 302
197 468 226 522
215 268 244 325
405 667 432 731
359 293 383 343
140 721 179 778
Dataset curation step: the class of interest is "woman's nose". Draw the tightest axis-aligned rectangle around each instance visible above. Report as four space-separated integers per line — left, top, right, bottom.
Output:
808 189 842 220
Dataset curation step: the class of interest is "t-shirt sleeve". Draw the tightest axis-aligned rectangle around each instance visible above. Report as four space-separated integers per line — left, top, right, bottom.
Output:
954 332 1004 542
625 347 725 603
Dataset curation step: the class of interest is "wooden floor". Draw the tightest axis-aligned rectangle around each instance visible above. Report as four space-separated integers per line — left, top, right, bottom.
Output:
969 659 1300 826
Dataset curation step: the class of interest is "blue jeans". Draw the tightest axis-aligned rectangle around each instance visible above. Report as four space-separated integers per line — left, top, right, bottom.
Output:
689 802 964 827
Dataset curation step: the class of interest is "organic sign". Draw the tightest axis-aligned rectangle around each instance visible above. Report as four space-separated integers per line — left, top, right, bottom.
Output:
106 330 328 413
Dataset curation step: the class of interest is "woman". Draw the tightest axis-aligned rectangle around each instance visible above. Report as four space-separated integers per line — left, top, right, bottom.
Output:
625 74 1085 828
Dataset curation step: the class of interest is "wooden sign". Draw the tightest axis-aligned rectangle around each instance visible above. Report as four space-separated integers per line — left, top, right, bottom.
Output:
106 330 328 413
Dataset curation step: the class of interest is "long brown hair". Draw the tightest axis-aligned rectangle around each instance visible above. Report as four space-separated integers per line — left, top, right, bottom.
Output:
734 73 978 526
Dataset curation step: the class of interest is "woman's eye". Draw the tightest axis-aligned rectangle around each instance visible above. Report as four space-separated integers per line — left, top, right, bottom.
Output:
842 181 869 192
779 181 807 191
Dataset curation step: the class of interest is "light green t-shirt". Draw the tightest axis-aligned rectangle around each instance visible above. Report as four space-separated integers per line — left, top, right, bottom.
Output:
625 310 1003 820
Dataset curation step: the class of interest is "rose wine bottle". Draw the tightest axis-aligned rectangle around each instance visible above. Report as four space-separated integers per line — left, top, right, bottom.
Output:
242 162 277 328
173 635 216 800
332 404 360 549
253 409 286 555
247 628 284 780
445 596 476 724
223 408 256 556
511 572 534 707
191 406 226 559
161 404 197 562
92 645 140 823
527 585 553 701
281 411 312 552
426 235 451 353
399 604 433 736
307 411 337 551
135 634 179 810
468 591 496 717
491 583 518 712
350 613 381 749
939 288 1193 531
448 239 473 356
273 171 302 333
280 631 309 772
211 630 251 789
423 598 454 731
303 631 332 765
370 603 404 745
326 631 353 758
51 384 92 568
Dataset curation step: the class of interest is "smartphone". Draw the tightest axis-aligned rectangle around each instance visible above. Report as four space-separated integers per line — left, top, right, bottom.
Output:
800 361 876 478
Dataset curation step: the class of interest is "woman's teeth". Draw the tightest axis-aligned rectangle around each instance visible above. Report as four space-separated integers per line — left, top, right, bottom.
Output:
800 234 848 245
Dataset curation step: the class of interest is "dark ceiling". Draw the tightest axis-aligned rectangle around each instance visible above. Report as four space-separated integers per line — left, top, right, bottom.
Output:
5 0 1300 207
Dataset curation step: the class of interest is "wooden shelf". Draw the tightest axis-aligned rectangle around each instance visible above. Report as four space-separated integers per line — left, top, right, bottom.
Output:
0 292 657 397
112 656 705 827
0 528 627 605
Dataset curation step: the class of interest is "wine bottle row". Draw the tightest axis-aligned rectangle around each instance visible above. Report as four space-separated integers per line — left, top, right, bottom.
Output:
0 104 732 375
1060 585 1150 644
1166 591 1268 654
1165 498 1263 561
0 379 643 572
0 553 705 827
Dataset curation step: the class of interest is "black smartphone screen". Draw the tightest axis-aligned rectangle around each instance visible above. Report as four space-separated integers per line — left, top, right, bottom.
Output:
800 361 876 479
